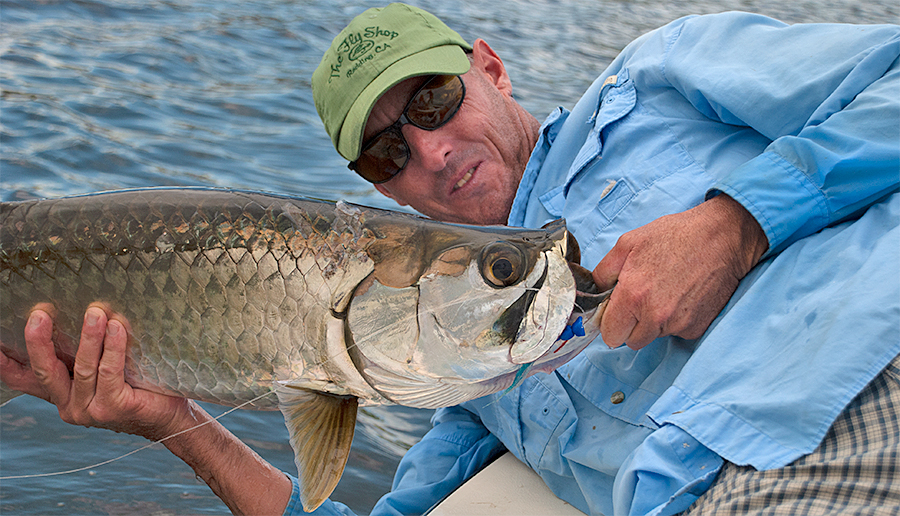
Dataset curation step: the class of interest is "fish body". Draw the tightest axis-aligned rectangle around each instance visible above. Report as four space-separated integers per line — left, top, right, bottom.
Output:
0 187 606 510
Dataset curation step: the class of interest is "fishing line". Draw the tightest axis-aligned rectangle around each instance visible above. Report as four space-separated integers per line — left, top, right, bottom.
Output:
0 389 276 480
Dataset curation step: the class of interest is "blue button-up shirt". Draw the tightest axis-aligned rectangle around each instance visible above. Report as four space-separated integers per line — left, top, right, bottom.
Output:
291 12 899 516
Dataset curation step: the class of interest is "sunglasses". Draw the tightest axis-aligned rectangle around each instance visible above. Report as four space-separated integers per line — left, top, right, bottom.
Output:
349 74 466 183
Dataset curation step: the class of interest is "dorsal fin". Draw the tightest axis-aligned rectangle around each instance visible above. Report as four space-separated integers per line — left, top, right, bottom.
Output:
275 384 358 512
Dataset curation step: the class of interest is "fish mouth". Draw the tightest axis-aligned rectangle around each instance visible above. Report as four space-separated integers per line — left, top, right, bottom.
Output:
510 260 612 381
477 285 608 397
569 261 608 314
562 228 608 314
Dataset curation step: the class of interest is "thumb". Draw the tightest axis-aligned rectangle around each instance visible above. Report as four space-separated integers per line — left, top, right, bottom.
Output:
592 241 630 291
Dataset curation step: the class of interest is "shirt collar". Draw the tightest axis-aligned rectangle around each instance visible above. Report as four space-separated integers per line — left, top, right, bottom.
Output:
508 107 569 226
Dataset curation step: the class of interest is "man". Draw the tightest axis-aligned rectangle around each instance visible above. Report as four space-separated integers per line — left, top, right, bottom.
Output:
3 3 898 515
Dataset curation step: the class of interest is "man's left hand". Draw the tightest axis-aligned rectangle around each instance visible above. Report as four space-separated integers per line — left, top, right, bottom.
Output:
592 194 768 349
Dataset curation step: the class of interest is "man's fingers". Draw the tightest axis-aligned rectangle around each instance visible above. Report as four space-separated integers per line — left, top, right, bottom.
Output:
622 321 661 350
94 318 129 407
71 306 108 407
23 310 71 406
599 292 635 349
592 242 630 291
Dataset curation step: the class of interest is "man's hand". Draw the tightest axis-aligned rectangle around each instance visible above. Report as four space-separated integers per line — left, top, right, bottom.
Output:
592 194 768 349
0 305 192 440
0 306 294 514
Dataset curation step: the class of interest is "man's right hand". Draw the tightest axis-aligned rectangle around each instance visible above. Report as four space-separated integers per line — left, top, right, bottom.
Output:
0 306 294 515
0 306 192 441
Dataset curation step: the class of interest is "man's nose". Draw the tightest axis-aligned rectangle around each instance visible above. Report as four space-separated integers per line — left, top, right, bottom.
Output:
403 125 451 173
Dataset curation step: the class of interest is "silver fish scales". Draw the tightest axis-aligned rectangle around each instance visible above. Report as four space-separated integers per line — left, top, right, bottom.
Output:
3 188 375 409
0 187 606 510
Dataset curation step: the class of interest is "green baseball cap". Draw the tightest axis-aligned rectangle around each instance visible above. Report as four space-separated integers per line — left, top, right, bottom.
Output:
312 3 472 161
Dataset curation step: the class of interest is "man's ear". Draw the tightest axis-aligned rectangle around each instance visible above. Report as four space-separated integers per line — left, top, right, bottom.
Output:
374 183 408 206
471 39 512 95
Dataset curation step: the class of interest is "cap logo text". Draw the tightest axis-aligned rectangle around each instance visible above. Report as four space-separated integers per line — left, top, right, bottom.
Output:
328 27 401 83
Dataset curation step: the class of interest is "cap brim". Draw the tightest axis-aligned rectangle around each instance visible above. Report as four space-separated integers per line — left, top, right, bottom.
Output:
337 45 471 161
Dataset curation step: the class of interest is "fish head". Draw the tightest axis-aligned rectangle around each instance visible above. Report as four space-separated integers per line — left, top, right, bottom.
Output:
345 217 605 408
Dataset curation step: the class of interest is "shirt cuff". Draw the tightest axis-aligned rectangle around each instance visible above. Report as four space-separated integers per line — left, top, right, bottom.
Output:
282 473 356 516
709 150 830 256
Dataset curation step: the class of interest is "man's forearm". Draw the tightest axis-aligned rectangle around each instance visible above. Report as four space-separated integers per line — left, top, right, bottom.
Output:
161 401 293 516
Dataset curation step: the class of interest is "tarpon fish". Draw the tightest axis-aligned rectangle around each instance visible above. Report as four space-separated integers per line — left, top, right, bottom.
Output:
0 187 608 511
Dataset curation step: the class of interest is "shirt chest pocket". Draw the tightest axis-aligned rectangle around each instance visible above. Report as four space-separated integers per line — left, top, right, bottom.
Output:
557 70 709 263
567 72 639 178
538 73 640 229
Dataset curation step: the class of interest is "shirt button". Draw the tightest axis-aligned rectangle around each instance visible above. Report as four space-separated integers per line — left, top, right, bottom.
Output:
610 391 625 404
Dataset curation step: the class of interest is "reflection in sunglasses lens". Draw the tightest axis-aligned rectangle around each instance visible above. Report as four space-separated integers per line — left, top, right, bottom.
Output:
351 75 465 184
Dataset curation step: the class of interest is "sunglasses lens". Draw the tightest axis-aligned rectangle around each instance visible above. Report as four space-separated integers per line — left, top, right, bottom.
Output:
352 76 464 183
406 75 465 128
355 128 409 183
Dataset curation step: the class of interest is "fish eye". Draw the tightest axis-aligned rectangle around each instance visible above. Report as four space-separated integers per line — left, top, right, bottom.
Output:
479 242 526 288
492 258 514 281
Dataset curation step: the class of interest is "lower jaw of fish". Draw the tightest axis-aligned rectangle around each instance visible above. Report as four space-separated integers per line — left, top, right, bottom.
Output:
528 299 607 376
523 260 612 373
493 290 610 396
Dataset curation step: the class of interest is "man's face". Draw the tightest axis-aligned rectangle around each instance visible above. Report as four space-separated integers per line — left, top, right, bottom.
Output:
365 40 539 225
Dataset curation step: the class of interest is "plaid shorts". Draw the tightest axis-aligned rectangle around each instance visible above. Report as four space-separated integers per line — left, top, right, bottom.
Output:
683 353 900 516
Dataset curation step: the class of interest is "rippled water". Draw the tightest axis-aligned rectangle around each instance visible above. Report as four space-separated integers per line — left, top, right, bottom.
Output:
1 0 897 514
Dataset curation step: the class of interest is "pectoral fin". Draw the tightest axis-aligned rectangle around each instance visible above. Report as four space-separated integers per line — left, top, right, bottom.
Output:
275 384 358 512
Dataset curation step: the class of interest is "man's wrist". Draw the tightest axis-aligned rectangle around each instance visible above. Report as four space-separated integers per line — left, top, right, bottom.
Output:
155 400 219 451
707 193 769 273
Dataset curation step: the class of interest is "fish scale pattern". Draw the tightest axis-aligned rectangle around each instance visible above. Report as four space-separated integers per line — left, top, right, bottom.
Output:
0 189 376 409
